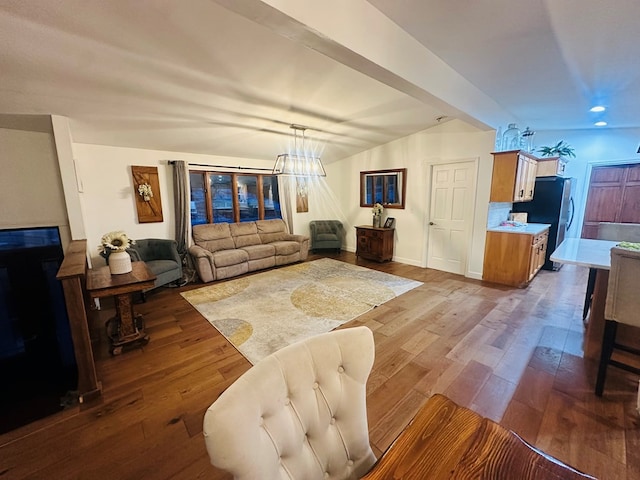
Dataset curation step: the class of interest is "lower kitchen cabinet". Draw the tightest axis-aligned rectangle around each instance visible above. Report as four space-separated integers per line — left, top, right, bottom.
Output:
355 226 394 262
482 228 549 288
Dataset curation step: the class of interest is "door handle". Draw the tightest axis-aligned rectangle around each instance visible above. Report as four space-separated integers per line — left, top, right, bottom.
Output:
429 222 435 225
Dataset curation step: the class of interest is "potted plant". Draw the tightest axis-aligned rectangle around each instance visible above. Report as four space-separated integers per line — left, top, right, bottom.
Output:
537 141 576 159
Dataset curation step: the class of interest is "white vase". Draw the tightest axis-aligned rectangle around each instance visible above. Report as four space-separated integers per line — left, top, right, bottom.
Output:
109 250 132 275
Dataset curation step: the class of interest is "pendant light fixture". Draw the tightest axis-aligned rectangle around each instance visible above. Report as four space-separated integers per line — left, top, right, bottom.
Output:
272 124 326 177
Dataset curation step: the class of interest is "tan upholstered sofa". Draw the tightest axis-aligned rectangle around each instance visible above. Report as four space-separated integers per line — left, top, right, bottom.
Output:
189 219 309 283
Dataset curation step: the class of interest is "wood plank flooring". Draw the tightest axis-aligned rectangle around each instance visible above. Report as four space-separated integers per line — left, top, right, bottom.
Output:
1 251 639 479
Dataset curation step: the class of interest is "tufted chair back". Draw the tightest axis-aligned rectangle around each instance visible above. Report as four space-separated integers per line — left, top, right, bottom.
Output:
203 326 376 480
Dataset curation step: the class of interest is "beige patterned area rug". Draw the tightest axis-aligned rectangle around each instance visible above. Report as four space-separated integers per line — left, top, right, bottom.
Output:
181 258 422 364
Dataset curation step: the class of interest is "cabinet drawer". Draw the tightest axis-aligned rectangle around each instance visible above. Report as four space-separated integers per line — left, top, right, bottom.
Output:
359 229 382 239
532 231 548 245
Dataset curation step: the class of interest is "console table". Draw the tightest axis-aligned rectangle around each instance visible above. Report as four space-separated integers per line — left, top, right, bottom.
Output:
355 226 394 262
86 261 156 355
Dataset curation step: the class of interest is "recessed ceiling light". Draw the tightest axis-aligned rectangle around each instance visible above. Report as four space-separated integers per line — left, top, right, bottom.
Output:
590 106 606 113
594 121 607 126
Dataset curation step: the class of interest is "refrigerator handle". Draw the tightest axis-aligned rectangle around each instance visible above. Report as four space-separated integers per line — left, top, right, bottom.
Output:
567 197 575 230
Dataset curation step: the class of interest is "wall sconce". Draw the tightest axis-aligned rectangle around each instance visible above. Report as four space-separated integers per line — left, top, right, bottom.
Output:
138 183 153 201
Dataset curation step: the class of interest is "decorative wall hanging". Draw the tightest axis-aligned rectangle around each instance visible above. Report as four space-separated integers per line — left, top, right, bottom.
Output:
131 165 163 223
296 176 309 213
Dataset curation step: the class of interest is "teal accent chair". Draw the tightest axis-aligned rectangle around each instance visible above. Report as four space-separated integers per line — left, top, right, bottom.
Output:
309 220 343 253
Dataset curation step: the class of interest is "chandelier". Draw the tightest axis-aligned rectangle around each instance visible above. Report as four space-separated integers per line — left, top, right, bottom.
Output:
272 124 326 177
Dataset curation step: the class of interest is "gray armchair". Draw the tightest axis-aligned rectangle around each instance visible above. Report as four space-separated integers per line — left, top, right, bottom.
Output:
102 238 183 294
309 220 343 253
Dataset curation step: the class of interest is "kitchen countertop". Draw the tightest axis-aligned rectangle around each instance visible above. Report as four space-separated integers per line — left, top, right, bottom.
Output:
550 237 618 270
486 223 551 235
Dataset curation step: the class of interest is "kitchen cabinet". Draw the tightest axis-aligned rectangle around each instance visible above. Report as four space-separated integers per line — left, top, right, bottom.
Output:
536 157 566 177
490 150 538 202
355 226 394 262
528 230 548 281
482 227 549 287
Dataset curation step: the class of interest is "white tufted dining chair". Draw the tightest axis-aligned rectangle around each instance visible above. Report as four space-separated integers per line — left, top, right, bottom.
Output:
203 326 377 480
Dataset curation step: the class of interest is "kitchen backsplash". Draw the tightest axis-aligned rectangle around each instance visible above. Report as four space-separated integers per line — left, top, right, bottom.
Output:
487 202 512 228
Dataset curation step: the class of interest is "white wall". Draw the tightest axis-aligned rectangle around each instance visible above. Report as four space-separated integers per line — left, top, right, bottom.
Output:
326 119 494 278
0 122 72 248
71 143 307 266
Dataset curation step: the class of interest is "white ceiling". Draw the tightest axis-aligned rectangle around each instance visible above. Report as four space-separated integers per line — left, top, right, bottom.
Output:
1 0 638 164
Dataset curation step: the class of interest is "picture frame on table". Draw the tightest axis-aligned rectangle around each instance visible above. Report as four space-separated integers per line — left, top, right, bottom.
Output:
384 217 395 229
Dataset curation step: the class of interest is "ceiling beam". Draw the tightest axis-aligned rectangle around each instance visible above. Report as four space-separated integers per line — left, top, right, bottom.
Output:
214 0 514 130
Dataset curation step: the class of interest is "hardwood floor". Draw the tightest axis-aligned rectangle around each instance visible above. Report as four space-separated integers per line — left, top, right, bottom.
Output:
1 252 638 479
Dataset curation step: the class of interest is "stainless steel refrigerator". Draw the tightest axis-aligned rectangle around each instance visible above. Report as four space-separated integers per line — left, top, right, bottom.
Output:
512 176 574 270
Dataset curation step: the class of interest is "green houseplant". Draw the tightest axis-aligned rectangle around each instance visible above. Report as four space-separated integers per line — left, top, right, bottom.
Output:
537 141 576 159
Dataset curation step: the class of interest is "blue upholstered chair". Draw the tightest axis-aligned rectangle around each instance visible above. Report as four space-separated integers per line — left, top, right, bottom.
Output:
309 220 344 253
102 238 183 296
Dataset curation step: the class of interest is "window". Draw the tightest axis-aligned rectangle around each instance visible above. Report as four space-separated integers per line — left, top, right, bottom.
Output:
360 168 406 209
190 171 282 225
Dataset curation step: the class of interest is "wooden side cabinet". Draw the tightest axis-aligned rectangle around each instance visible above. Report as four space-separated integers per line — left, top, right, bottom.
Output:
490 150 538 202
355 226 394 262
482 228 549 288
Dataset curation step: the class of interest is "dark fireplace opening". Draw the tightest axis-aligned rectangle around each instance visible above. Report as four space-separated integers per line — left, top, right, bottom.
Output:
0 227 78 434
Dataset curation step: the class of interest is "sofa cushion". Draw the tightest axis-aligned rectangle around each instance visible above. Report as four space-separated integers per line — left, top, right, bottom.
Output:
193 223 235 252
316 233 338 242
241 243 276 260
213 249 249 268
230 222 261 248
271 240 300 256
256 219 288 244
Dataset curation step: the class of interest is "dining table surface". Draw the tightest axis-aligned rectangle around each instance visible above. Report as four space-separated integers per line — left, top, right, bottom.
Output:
361 393 596 479
549 237 619 270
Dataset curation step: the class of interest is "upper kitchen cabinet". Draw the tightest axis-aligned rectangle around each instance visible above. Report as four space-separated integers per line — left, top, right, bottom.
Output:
490 150 538 202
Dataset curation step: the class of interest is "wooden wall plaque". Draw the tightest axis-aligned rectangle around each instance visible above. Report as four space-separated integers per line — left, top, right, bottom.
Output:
131 165 163 223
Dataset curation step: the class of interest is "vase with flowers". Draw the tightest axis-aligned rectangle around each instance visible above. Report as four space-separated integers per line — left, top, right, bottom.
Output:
372 202 383 228
99 231 135 274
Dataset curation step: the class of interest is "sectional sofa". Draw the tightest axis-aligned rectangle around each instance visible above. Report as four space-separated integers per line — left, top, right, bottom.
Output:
189 219 309 283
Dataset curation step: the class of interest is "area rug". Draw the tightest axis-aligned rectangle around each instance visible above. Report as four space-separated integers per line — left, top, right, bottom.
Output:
181 258 422 364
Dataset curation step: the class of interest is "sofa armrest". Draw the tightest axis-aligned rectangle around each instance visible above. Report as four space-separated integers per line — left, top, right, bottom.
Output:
286 234 308 244
189 245 216 283
287 234 309 260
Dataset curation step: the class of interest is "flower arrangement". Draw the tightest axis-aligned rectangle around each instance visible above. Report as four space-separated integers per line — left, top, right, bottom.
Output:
138 183 153 201
98 231 135 253
372 202 384 216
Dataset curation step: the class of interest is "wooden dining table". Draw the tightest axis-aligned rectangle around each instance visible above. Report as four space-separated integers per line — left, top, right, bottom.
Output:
550 237 640 360
362 394 595 479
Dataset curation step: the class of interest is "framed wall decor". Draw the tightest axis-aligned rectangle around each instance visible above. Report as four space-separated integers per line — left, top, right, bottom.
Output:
296 176 309 213
383 217 396 229
131 165 163 223
360 168 406 209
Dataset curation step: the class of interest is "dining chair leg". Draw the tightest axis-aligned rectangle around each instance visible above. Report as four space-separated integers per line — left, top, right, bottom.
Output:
595 320 618 397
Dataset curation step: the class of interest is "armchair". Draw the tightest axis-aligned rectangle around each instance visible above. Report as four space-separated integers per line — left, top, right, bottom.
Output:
309 220 343 253
102 238 182 294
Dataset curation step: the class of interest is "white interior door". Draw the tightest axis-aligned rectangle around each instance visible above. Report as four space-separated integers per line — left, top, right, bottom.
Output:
427 161 476 274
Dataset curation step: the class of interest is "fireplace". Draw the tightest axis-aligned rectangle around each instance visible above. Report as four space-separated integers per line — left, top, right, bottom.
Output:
0 227 78 433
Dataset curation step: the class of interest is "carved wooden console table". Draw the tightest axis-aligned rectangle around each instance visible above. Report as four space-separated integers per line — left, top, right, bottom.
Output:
85 261 156 355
